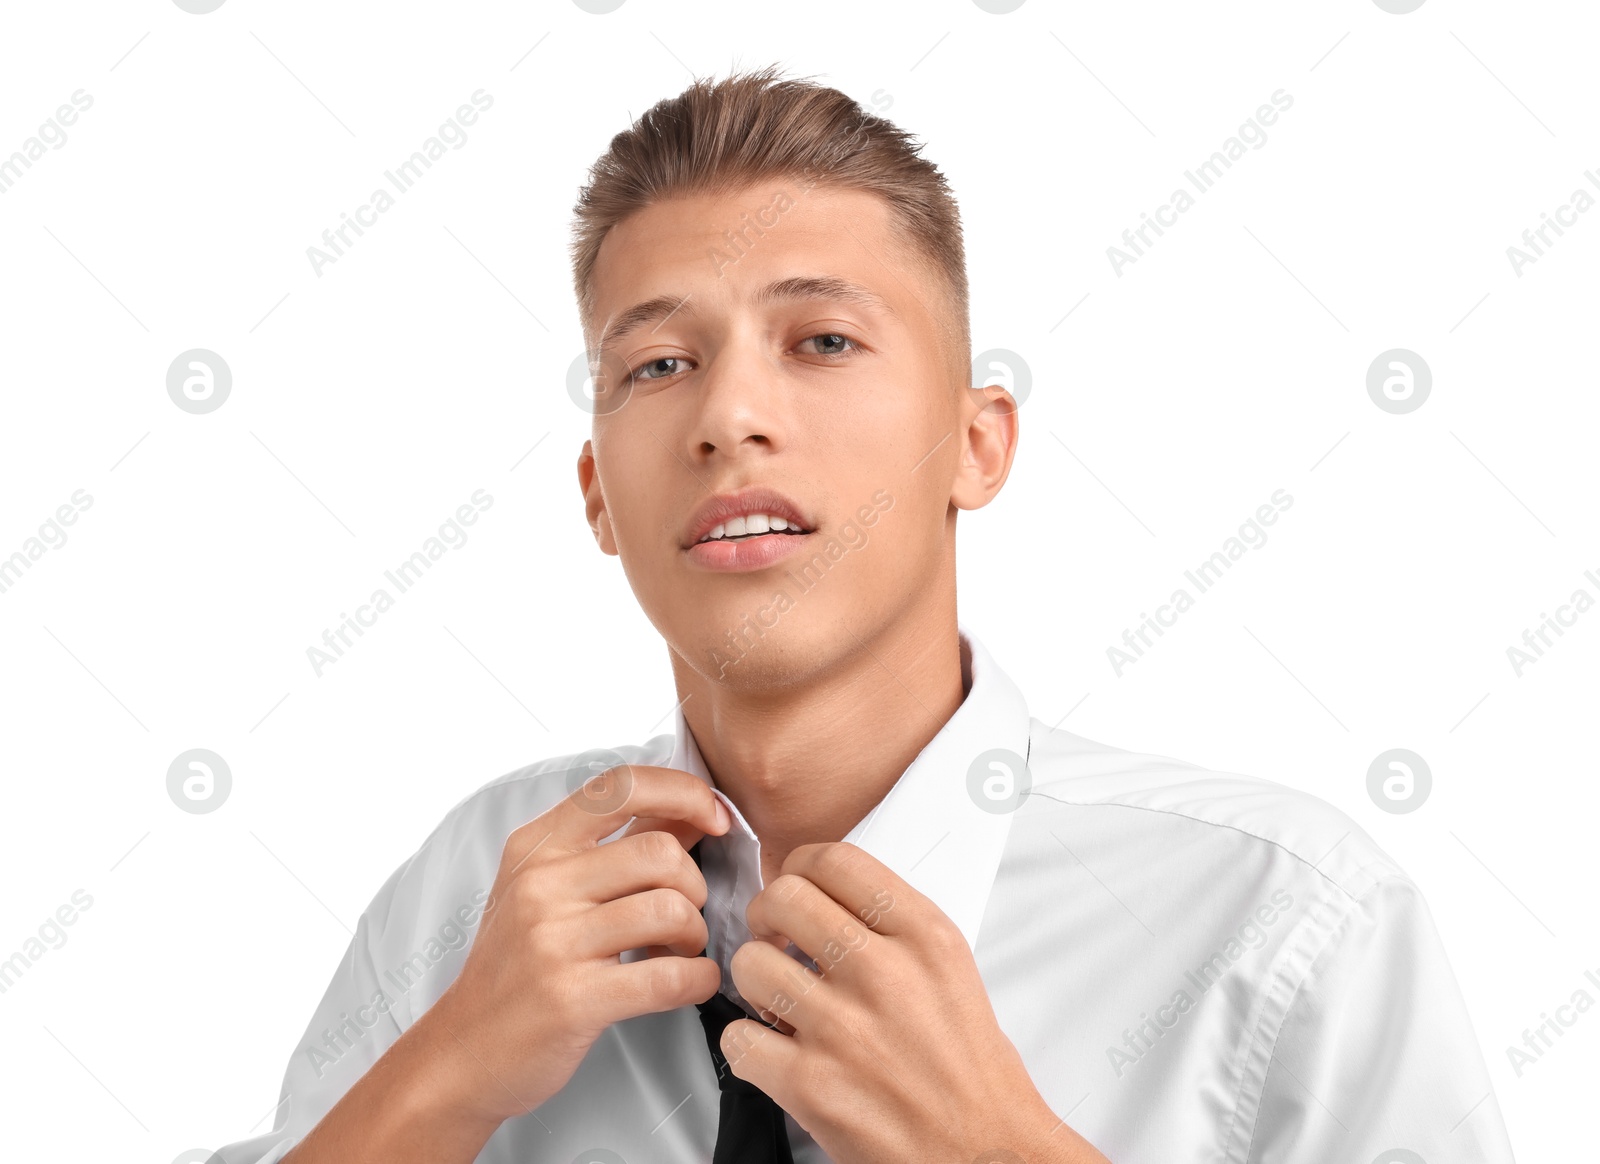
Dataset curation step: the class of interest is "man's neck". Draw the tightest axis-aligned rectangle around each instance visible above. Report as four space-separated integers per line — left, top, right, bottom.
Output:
670 616 967 885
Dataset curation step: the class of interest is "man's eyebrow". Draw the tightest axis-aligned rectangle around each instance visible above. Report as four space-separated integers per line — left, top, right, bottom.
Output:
754 275 899 319
597 276 897 354
597 294 697 356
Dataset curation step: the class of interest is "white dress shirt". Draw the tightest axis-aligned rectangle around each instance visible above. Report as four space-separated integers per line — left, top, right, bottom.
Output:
214 626 1516 1163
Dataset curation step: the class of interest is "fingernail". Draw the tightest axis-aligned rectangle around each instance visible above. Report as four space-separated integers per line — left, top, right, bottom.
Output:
715 799 731 831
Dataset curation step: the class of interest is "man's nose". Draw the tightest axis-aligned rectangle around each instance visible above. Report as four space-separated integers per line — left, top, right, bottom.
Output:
687 340 783 457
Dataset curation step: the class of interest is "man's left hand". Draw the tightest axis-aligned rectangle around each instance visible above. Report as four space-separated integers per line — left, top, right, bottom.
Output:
722 841 1111 1164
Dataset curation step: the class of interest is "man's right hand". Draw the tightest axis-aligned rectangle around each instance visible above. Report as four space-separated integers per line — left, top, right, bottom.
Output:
426 763 732 1124
281 763 731 1163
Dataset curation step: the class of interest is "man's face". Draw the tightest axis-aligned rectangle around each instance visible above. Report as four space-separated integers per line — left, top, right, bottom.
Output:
578 183 971 687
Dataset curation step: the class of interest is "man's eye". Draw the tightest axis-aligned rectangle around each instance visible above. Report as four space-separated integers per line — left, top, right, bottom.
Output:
629 337 856 381
630 356 687 382
800 333 858 358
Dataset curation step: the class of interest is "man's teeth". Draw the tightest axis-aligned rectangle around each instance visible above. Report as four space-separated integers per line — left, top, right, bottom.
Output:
701 514 804 541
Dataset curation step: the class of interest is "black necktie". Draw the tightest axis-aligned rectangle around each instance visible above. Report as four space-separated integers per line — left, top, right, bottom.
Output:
689 840 796 1164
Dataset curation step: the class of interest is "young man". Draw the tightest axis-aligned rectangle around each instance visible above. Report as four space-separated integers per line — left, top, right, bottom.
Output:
215 67 1515 1163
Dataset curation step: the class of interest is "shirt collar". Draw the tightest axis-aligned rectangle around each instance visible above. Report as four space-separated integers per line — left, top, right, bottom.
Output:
665 623 1031 952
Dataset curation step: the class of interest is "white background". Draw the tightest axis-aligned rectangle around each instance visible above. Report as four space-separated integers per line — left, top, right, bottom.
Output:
1 0 1595 1159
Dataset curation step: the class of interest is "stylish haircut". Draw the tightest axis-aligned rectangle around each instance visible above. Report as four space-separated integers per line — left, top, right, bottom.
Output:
569 64 970 383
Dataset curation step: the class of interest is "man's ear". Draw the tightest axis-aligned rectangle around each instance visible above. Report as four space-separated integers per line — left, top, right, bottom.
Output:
950 385 1019 511
577 439 619 556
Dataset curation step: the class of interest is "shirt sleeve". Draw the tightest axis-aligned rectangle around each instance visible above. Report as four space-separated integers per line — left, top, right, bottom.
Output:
209 860 410 1164
1247 873 1517 1162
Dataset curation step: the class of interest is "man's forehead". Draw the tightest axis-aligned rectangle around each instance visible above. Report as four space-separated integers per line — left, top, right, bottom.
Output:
592 185 899 292
602 182 891 243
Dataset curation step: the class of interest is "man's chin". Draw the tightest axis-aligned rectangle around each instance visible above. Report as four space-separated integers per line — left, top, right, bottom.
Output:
661 592 897 691
667 612 826 691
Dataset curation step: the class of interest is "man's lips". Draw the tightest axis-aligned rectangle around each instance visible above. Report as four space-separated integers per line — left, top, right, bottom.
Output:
682 486 816 548
684 526 815 573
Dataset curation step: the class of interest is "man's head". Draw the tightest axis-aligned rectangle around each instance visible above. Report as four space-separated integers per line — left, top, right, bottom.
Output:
571 66 1017 691
570 65 970 381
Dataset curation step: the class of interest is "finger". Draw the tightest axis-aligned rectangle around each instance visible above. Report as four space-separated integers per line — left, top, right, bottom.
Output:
777 841 917 940
729 937 830 1034
741 1000 797 1038
718 1014 802 1101
571 887 709 961
590 953 722 1027
562 764 729 846
746 873 874 984
565 828 710 911
618 809 714 856
503 765 728 872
